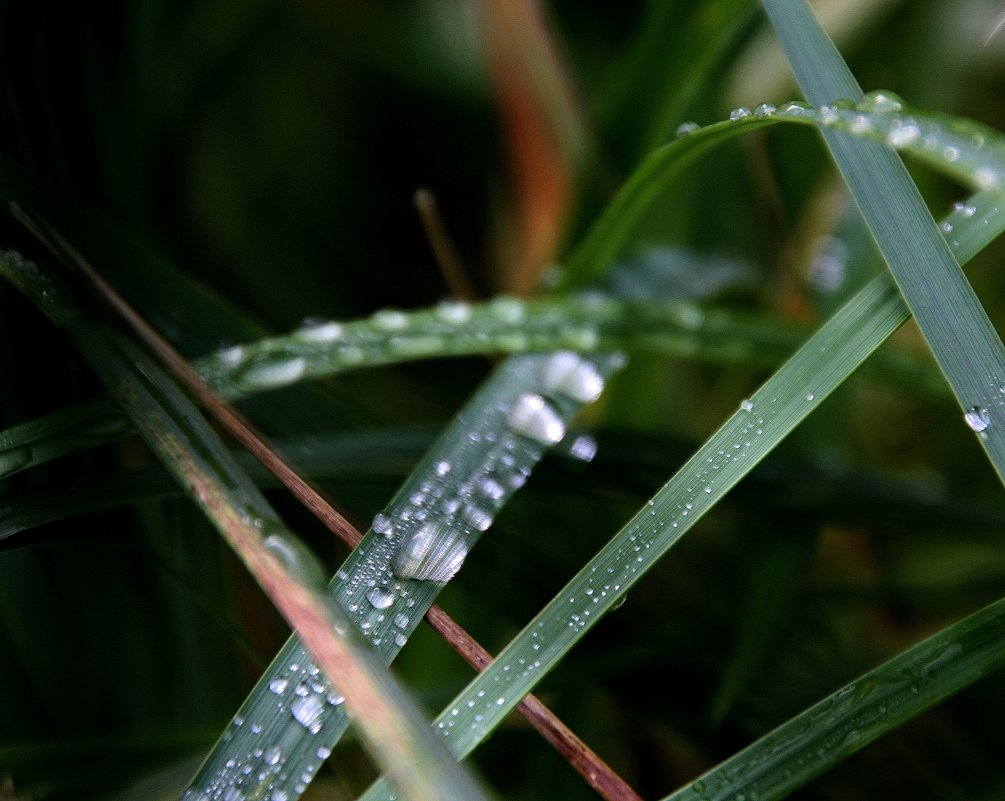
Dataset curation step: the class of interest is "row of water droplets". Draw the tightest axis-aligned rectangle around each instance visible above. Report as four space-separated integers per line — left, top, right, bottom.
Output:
418 393 787 769
186 351 622 801
677 90 1005 192
196 296 607 397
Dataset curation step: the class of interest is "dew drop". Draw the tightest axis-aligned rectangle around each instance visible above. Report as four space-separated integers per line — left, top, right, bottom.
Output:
461 503 493 532
263 745 282 766
953 201 977 218
859 90 904 113
371 309 409 330
739 399 753 412
676 121 700 137
317 745 332 761
295 320 343 342
568 434 598 462
753 103 776 118
542 351 604 403
435 300 472 325
240 357 307 389
394 521 469 583
394 632 408 647
506 393 566 445
964 405 991 433
806 393 816 402
886 123 920 148
291 694 325 732
217 345 246 366
489 296 525 324
729 106 751 121
269 676 289 695
435 460 452 476
372 513 393 535
366 587 395 609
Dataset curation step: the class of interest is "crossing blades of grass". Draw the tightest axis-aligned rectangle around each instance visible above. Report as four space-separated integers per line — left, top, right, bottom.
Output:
354 186 1005 801
4 95 1001 481
0 253 490 801
762 0 1005 486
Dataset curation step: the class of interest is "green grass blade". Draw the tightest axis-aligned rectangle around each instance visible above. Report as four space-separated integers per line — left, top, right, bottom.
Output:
5 94 1002 481
355 187 1005 801
186 351 625 799
661 594 1005 801
762 0 1005 485
0 253 490 801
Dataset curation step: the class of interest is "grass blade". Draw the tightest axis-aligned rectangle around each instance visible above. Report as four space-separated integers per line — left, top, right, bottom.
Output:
661 594 1005 801
0 253 489 801
355 187 1005 801
762 0 1005 485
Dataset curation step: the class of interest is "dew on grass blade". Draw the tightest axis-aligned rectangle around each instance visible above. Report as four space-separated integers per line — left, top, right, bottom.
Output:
394 521 470 583
676 121 699 137
964 405 991 433
238 357 307 389
505 393 565 445
542 351 605 403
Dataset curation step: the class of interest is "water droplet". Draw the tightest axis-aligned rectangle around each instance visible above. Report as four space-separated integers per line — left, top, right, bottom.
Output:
394 632 408 647
461 503 493 531
239 357 307 389
676 121 699 137
394 521 469 583
953 201 977 218
817 104 839 126
943 145 960 162
217 345 246 366
489 296 525 324
435 300 472 324
806 393 816 401
388 335 444 356
394 612 409 628
753 103 776 118
435 460 452 476
367 587 395 609
372 513 393 535
506 393 566 445
779 101 811 116
371 309 409 330
739 399 753 412
263 745 282 766
269 676 289 695
475 475 506 500
859 90 904 113
975 167 1000 189
729 106 751 121
886 122 920 148
291 694 325 732
317 745 332 760
542 351 605 403
964 405 991 432
294 320 343 342
568 434 598 462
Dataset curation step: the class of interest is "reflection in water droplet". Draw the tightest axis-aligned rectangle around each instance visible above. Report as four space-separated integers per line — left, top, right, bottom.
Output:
542 351 605 403
394 521 469 583
366 587 395 609
291 694 325 732
372 513 393 535
506 393 565 445
964 405 991 433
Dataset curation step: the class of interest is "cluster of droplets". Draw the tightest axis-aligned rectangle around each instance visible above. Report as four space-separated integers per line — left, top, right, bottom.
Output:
183 660 343 801
196 296 615 398
381 351 616 585
676 90 1005 193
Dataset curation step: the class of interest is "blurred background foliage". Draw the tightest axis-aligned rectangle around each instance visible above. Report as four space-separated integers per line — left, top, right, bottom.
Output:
4 1 1005 799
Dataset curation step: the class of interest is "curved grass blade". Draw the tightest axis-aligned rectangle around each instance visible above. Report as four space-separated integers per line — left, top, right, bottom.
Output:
0 253 490 801
661 594 1005 801
4 94 1003 480
762 0 1005 486
354 188 1005 801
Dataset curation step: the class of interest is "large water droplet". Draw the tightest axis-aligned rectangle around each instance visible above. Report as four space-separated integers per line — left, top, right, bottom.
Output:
858 90 904 113
240 357 307 389
263 745 282 766
394 521 469 583
367 587 395 609
291 694 325 732
964 405 991 433
506 393 565 445
372 513 393 535
729 106 751 121
294 320 343 342
542 351 604 403
435 300 472 324
371 309 408 330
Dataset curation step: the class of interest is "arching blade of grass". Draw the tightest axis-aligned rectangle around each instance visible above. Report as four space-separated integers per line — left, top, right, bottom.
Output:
354 188 1005 801
4 95 1001 480
660 594 1005 801
762 0 1005 485
0 253 490 801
